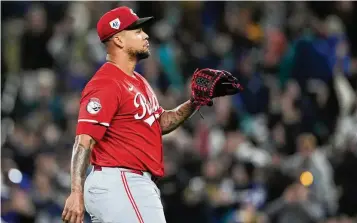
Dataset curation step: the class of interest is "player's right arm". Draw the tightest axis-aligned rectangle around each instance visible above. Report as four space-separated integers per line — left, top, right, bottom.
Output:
62 80 120 223
62 134 95 223
70 134 96 193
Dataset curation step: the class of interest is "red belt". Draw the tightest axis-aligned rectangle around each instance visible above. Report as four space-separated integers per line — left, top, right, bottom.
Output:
93 165 159 183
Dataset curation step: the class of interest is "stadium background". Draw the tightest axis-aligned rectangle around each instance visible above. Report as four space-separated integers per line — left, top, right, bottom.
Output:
1 1 357 223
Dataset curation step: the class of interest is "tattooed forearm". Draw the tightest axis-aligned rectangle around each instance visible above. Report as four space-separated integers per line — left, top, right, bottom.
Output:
70 135 95 193
159 100 195 135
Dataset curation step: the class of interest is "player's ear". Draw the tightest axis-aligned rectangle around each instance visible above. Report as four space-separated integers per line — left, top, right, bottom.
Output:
112 33 125 48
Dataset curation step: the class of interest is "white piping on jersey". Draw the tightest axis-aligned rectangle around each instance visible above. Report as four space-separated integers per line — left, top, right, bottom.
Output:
78 119 110 127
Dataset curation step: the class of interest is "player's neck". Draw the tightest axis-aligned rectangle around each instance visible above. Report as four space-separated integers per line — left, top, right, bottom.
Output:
106 54 136 77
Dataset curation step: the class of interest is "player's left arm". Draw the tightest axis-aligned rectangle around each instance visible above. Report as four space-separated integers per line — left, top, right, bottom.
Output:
158 100 195 135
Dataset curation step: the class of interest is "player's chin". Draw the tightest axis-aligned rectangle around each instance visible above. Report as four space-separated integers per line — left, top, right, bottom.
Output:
136 50 150 60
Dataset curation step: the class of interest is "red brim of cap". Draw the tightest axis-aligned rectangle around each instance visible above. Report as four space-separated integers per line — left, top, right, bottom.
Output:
125 16 154 30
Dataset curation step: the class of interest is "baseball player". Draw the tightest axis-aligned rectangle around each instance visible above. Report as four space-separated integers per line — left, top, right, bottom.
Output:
61 6 242 223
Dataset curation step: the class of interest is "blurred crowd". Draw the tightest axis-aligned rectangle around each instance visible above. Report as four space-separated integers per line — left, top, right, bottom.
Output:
1 1 357 223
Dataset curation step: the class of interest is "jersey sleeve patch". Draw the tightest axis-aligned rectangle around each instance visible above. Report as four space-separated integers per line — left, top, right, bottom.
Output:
86 98 102 114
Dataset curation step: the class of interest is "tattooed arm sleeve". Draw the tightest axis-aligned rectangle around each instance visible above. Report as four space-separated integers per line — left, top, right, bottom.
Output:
70 134 96 193
159 100 195 135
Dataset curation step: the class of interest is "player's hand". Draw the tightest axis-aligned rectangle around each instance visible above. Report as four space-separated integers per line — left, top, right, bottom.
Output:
62 192 84 223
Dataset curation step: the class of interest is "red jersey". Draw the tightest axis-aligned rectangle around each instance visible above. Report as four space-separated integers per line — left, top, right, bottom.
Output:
76 62 165 177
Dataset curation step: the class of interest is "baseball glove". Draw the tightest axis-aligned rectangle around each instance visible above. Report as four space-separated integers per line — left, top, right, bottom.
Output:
190 68 243 113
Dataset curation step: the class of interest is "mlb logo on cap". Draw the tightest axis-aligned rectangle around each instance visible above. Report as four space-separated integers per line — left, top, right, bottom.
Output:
97 6 154 42
110 18 121 30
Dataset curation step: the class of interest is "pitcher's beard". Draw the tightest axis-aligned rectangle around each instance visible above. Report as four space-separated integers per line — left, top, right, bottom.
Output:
136 51 150 60
128 48 150 61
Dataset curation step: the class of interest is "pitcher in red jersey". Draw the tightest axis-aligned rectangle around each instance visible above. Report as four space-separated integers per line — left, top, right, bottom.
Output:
61 6 220 223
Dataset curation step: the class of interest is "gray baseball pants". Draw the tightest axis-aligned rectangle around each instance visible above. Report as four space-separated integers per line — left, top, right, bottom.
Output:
84 167 166 223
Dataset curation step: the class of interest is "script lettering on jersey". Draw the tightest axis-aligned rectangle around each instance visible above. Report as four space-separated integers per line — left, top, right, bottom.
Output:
134 92 160 126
